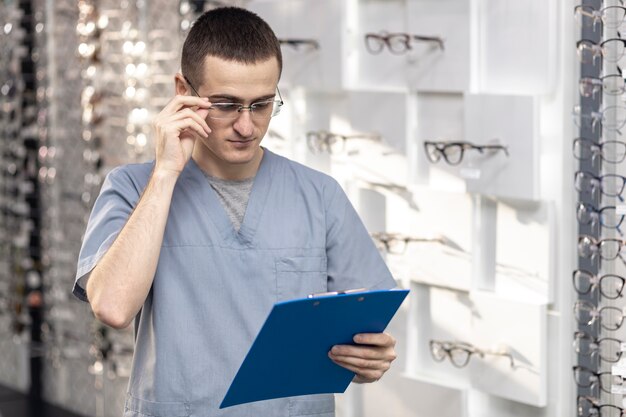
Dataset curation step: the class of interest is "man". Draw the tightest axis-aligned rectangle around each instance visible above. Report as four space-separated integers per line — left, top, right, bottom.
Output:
74 7 398 417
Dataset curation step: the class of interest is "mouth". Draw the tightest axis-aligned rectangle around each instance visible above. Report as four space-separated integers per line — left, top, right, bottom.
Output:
227 139 255 143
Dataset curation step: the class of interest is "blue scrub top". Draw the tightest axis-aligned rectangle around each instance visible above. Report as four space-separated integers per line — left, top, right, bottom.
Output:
74 148 396 417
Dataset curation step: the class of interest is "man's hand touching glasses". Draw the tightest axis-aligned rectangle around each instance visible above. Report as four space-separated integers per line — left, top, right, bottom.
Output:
152 94 212 177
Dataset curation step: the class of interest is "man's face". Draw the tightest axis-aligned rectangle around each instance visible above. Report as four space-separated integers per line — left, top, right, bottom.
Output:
183 55 280 175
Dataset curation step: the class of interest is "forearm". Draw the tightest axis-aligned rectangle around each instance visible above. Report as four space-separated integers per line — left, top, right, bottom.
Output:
86 169 178 328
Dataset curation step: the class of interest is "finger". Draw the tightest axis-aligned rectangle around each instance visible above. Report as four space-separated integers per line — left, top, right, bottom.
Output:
354 332 396 347
162 94 211 115
329 358 383 382
330 345 395 360
163 108 211 135
329 354 391 371
165 118 209 138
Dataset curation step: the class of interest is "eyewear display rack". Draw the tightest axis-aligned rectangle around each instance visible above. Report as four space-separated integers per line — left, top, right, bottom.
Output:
0 0 47 407
575 0 601 407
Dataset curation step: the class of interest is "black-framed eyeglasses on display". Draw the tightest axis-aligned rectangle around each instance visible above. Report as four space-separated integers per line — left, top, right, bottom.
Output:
576 202 624 230
573 268 626 299
575 170 626 198
184 75 284 120
424 140 509 165
574 138 626 164
364 31 444 54
578 234 626 261
573 299 625 330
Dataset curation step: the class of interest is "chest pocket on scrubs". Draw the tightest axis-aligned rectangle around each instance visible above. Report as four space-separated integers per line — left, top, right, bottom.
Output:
276 256 328 302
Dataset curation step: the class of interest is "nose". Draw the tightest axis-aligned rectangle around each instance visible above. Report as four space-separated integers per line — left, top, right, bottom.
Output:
232 110 255 138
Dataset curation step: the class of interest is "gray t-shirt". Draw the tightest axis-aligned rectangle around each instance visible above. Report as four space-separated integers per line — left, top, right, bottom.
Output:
204 174 255 231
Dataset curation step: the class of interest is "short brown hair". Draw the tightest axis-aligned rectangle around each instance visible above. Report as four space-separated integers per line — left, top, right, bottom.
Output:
181 7 282 87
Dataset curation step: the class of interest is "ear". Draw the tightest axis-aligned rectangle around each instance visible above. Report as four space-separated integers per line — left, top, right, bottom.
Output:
174 73 191 96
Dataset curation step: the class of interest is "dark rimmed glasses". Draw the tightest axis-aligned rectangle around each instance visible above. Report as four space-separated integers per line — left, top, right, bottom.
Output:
575 171 626 197
574 138 626 164
573 269 626 299
578 235 626 260
573 366 621 394
365 31 444 54
306 130 381 154
183 75 284 120
429 340 483 368
573 331 624 363
574 300 625 330
577 202 624 230
424 140 509 165
279 38 320 51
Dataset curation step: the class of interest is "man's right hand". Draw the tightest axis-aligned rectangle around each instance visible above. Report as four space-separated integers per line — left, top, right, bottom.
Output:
152 95 212 176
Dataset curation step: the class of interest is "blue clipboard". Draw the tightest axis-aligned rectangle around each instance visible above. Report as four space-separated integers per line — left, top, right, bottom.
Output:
220 288 409 409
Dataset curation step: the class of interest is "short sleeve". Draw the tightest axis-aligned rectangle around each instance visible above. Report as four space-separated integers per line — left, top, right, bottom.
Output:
73 166 142 302
325 179 396 292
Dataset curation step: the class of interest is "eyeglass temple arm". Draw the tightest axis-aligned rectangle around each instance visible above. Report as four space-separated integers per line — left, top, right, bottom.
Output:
412 35 445 50
182 75 201 97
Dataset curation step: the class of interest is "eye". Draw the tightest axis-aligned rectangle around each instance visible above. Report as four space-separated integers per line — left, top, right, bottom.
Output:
251 101 273 110
211 103 240 112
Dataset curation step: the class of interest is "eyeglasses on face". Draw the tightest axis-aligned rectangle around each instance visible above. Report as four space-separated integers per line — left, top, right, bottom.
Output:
574 299 626 330
577 202 624 231
364 31 444 55
370 232 443 255
574 138 626 164
424 140 509 165
575 5 626 31
573 366 620 394
279 38 320 51
573 269 626 299
575 171 626 198
573 331 624 363
183 75 284 120
306 130 381 154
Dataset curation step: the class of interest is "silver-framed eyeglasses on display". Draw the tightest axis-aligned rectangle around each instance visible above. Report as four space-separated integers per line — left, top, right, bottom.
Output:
306 130 382 154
